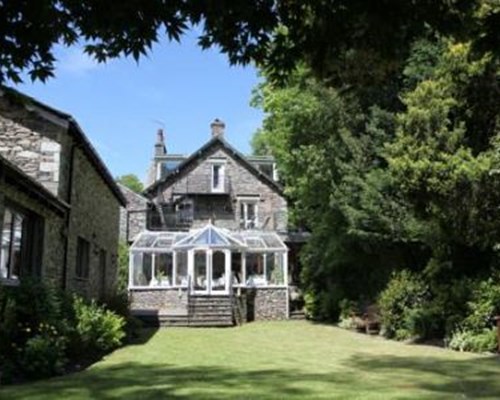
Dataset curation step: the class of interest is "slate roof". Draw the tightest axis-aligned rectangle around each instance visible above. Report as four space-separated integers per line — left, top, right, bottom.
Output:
143 135 283 197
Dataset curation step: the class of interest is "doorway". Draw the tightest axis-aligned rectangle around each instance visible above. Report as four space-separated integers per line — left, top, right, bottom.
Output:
191 249 229 294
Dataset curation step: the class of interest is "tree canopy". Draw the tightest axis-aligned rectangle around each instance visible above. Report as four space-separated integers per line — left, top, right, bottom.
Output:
252 32 500 322
2 1 500 84
116 174 143 193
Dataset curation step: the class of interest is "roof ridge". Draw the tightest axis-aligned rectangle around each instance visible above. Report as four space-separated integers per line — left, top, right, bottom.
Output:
143 136 283 196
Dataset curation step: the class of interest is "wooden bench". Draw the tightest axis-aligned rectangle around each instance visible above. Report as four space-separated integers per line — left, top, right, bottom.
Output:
354 305 380 335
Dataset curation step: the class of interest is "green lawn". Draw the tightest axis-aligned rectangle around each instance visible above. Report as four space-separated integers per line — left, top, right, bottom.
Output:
2 321 500 399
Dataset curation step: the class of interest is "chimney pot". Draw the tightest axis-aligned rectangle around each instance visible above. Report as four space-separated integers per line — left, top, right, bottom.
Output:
156 128 164 144
154 128 166 156
210 118 225 138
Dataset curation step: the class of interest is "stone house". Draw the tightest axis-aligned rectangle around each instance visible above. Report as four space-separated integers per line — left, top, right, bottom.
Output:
124 119 307 326
0 88 126 299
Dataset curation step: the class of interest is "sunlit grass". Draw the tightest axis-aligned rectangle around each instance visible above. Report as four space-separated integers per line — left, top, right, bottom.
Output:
2 321 500 399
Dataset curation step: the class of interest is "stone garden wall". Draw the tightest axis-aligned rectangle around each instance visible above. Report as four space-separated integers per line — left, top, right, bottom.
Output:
129 288 188 314
245 287 288 321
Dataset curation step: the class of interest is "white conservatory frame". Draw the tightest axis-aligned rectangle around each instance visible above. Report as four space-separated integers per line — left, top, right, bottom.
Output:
129 222 288 295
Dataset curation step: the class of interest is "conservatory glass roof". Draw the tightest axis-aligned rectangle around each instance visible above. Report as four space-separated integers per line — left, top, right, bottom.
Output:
131 223 287 252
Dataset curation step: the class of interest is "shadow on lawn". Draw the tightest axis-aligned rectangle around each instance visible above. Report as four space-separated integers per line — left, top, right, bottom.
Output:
3 346 500 399
126 327 159 346
2 363 329 399
346 353 500 398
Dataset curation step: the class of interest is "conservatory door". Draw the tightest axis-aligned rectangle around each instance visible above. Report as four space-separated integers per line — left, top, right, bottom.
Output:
210 250 228 294
193 250 209 294
191 249 229 294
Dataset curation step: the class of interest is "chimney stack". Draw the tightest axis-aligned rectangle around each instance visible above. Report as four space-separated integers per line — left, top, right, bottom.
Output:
154 128 166 156
210 118 225 138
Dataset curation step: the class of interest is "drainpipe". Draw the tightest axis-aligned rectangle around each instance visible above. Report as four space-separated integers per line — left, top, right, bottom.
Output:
61 138 76 291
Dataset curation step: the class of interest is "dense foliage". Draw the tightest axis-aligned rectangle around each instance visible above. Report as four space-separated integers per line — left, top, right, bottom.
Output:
0 280 126 384
2 1 500 84
252 33 500 352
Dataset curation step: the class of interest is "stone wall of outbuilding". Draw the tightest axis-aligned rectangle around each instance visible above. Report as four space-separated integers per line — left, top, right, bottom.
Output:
0 112 66 198
118 184 148 243
66 148 120 299
0 93 124 302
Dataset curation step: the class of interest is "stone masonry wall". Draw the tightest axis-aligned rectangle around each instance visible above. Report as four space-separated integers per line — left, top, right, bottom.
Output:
66 148 120 299
0 97 73 200
0 180 66 287
129 288 188 313
157 143 288 231
0 115 63 196
246 287 288 320
118 184 148 243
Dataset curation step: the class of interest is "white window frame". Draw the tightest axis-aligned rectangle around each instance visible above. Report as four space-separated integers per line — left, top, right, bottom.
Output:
239 200 259 229
211 163 225 192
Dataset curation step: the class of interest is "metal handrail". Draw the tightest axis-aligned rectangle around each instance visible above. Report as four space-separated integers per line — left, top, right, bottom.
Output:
171 174 232 195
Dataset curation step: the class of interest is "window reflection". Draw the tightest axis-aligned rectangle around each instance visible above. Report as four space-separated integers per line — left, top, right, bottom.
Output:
0 208 24 280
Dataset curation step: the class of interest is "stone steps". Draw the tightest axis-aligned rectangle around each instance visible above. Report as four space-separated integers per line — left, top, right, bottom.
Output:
131 295 237 327
289 310 306 320
188 295 234 327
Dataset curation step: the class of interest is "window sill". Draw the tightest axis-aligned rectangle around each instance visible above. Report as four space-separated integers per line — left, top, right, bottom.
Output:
74 276 89 282
129 285 188 291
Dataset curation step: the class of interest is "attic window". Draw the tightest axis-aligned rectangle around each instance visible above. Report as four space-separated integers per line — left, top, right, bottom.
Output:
211 163 225 192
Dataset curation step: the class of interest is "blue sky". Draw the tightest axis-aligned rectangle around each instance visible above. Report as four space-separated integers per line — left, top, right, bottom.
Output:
14 30 264 183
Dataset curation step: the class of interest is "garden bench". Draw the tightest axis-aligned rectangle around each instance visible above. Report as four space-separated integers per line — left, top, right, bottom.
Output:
355 305 380 335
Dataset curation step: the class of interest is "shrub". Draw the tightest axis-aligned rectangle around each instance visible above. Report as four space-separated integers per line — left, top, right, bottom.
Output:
0 280 127 384
403 305 443 340
117 241 130 294
18 324 68 379
462 278 500 332
448 328 497 353
378 270 430 340
73 296 126 358
303 290 319 320
303 282 344 321
339 299 358 320
446 277 500 353
0 280 70 383
100 291 142 340
338 316 358 330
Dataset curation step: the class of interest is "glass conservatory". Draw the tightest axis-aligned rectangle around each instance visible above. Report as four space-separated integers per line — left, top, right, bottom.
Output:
129 223 288 295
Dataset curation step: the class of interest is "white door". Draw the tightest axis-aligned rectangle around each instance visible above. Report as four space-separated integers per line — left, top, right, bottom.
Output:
193 249 209 294
190 249 229 294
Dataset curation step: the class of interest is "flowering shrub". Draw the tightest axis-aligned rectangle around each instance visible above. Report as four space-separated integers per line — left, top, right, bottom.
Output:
0 280 126 384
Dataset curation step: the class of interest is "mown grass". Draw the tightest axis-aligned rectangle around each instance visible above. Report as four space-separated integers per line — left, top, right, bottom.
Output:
1 321 500 399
